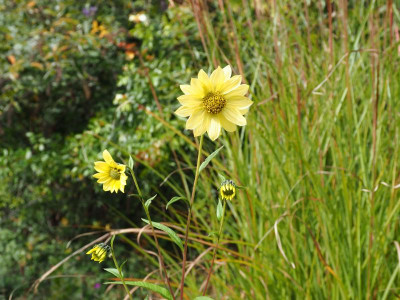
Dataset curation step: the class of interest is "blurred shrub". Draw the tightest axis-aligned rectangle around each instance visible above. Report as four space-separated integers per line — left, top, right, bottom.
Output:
0 0 206 298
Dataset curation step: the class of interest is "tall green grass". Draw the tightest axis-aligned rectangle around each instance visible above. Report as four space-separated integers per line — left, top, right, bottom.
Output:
149 1 400 299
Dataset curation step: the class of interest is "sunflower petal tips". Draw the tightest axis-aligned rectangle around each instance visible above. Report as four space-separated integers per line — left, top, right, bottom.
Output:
86 244 110 263
180 84 191 94
222 65 232 78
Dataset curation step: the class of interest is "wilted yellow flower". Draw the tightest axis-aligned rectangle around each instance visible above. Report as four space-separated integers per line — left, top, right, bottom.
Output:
175 66 253 141
93 150 128 193
86 243 110 263
220 180 236 201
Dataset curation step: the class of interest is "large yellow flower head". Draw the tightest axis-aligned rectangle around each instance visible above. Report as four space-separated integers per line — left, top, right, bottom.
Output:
93 150 128 193
175 65 253 141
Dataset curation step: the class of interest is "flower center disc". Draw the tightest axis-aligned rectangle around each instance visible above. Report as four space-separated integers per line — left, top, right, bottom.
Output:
109 168 121 180
203 92 226 114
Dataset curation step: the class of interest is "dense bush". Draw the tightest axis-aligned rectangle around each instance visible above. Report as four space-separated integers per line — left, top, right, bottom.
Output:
0 0 203 298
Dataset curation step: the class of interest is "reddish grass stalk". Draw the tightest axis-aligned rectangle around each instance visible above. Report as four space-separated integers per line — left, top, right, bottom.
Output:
367 13 380 297
326 0 334 67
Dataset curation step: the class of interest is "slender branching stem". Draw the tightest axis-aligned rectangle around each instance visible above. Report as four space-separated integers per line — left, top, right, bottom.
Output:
202 199 226 295
128 167 176 300
179 134 204 300
110 238 133 300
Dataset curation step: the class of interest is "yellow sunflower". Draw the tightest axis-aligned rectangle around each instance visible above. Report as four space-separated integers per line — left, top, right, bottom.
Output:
175 65 253 141
93 150 128 193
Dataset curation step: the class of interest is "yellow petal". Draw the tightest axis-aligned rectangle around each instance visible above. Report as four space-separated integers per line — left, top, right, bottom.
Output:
177 94 202 106
98 177 111 184
102 150 115 165
180 85 192 95
222 65 232 79
218 114 237 132
207 117 221 141
93 172 107 179
94 162 110 173
119 182 125 193
175 106 193 117
239 107 250 114
190 78 205 97
210 66 225 91
198 69 212 92
224 84 249 98
222 107 247 126
114 181 121 193
180 84 202 97
193 113 210 136
86 248 96 254
186 109 206 130
219 75 242 94
103 181 111 191
226 96 253 109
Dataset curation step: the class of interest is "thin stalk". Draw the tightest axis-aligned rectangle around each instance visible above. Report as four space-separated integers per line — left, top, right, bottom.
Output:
179 134 204 300
203 199 227 295
110 239 133 300
127 167 176 300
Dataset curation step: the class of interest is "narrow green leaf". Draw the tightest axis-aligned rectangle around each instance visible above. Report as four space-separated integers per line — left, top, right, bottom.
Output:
166 196 187 210
217 173 226 183
142 219 183 251
216 199 223 221
194 297 215 300
236 185 247 190
104 268 122 279
128 155 134 169
120 260 127 271
104 281 172 300
145 194 157 209
128 193 140 199
199 146 224 173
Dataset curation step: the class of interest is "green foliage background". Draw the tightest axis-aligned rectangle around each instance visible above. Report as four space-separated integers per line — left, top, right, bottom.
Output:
1 0 400 299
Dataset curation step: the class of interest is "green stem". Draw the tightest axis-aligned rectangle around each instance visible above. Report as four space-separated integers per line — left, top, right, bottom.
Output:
179 134 204 300
110 238 133 300
202 199 227 295
128 166 176 300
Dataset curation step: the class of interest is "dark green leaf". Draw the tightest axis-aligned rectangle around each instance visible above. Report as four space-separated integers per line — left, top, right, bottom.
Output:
142 219 183 251
199 146 224 173
166 196 187 210
104 268 122 279
145 194 157 209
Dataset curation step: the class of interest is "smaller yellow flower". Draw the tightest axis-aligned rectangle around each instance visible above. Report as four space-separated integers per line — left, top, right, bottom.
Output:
86 243 110 263
93 150 128 193
220 180 236 201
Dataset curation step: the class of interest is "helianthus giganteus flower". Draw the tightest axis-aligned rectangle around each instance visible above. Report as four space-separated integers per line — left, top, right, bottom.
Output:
220 180 236 201
175 65 253 141
93 150 128 193
86 243 110 263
